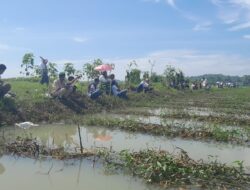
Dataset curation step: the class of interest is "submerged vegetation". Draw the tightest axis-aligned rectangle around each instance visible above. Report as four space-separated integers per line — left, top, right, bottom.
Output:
1 79 250 189
2 137 250 190
83 116 249 146
116 149 250 189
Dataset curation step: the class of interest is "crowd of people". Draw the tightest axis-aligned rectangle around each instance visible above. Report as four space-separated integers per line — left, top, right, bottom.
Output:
0 60 214 104
0 59 228 106
39 56 153 103
191 78 210 90
0 59 154 105
3 57 234 109
36 57 153 102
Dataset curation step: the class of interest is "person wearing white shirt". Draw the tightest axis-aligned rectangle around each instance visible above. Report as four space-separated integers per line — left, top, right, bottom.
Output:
99 71 111 95
136 78 150 93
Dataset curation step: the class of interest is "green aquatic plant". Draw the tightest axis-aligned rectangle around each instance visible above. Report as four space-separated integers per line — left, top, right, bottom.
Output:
83 116 249 146
233 160 245 173
115 149 250 189
3 137 250 189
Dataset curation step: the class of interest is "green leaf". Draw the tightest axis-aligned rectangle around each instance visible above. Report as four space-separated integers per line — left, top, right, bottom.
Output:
157 161 162 168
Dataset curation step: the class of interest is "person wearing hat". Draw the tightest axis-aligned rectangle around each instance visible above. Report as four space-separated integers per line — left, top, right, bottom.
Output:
0 64 11 98
40 56 49 85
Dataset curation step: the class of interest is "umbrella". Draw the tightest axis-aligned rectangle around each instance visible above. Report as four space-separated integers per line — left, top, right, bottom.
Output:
94 64 114 72
94 135 112 142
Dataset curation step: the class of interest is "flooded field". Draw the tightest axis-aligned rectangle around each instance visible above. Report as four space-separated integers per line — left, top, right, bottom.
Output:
1 124 250 167
1 105 250 189
0 155 161 190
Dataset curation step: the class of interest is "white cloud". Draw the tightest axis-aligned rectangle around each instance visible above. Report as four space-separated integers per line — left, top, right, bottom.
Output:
229 22 250 31
142 0 175 7
230 0 250 8
212 0 250 31
159 0 214 32
210 0 223 7
144 0 212 31
218 10 240 24
193 22 212 31
243 34 250 39
166 0 176 8
105 49 250 79
72 37 88 43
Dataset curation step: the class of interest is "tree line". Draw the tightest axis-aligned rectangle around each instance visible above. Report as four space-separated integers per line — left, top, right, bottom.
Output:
20 52 250 88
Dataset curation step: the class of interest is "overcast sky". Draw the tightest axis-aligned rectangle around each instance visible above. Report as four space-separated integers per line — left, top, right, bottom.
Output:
0 0 250 79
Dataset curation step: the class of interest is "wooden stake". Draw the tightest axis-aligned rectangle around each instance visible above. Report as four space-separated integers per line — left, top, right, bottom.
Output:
78 124 83 154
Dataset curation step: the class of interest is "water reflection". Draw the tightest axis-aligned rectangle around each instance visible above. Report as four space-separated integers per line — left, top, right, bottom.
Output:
0 155 160 190
0 124 250 167
0 163 5 175
105 113 246 132
88 127 112 142
119 107 250 120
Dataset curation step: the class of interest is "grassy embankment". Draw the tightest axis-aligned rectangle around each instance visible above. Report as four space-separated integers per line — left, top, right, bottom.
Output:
0 78 174 124
1 79 250 128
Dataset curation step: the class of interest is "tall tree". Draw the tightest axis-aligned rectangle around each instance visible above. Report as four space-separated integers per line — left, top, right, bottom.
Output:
48 62 58 79
143 71 150 80
164 65 177 87
164 66 186 89
21 53 34 76
243 75 250 86
126 60 138 86
64 63 76 77
129 69 141 84
83 59 103 81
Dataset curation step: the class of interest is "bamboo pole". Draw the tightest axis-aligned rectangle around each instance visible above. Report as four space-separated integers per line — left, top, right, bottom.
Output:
78 124 83 154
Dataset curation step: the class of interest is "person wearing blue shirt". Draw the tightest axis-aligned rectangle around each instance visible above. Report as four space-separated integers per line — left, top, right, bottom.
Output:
88 78 102 99
110 74 128 99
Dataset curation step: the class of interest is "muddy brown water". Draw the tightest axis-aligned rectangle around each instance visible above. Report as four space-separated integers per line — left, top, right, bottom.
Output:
118 107 250 120
98 113 249 138
1 124 250 167
1 123 250 190
0 155 161 190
